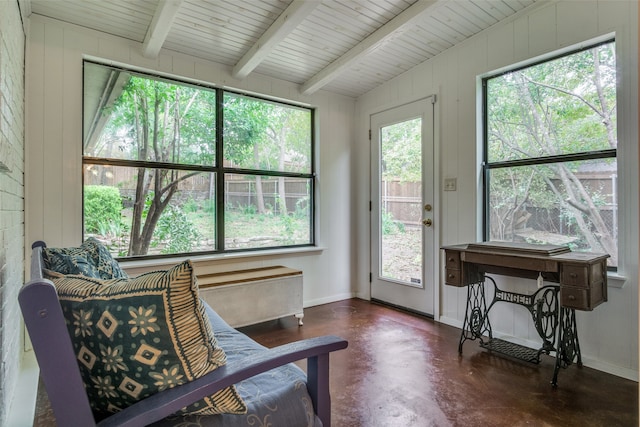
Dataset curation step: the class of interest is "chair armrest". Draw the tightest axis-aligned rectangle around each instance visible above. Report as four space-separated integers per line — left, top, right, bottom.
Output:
99 335 348 427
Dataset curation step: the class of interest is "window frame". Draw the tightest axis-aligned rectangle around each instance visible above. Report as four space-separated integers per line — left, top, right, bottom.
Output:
481 39 618 268
82 60 316 261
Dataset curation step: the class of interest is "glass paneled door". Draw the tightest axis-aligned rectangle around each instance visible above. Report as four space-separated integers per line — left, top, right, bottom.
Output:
370 97 436 316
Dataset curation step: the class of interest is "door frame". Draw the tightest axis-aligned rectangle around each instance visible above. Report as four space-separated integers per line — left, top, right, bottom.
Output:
369 95 441 320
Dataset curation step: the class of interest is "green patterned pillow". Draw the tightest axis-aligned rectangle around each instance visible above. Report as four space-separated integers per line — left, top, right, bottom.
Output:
52 260 247 421
44 238 128 279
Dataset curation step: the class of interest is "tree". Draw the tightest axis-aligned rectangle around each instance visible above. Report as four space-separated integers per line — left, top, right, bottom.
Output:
223 94 311 215
95 76 216 256
487 43 617 263
380 118 421 182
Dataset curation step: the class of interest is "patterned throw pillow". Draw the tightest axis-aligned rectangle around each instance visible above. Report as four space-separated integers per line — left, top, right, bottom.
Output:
52 260 247 421
44 237 128 279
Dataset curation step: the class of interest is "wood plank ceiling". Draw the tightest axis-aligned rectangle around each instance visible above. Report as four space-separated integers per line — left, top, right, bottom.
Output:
28 0 538 98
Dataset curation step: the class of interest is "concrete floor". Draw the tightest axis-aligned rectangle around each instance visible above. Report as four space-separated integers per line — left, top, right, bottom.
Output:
34 298 638 426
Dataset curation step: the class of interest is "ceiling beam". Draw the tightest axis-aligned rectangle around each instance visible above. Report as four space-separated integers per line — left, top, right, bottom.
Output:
300 0 442 95
232 0 319 79
142 0 184 59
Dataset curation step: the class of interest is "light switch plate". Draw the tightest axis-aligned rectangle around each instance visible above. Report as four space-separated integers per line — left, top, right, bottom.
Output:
444 178 457 191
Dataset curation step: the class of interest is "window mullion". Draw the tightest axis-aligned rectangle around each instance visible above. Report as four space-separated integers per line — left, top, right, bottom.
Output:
216 88 225 252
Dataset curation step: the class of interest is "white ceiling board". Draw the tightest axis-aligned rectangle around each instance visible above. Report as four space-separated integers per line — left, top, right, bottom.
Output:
30 0 540 98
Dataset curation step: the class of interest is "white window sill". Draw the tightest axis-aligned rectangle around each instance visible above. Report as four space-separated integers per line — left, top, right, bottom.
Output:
119 246 325 270
607 272 627 288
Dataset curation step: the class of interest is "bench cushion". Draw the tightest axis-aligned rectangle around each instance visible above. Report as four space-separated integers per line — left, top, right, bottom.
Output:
150 305 321 427
51 259 247 421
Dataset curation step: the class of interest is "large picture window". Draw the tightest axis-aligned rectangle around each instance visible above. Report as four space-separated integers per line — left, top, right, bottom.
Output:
483 40 617 267
83 61 314 259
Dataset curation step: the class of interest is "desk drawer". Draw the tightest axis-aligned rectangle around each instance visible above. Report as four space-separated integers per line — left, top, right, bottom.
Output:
561 282 606 311
445 268 462 287
561 286 588 310
445 251 461 269
561 264 590 287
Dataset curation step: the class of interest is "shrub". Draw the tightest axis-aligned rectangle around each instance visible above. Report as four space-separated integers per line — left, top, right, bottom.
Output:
84 186 123 234
153 205 201 254
381 210 405 235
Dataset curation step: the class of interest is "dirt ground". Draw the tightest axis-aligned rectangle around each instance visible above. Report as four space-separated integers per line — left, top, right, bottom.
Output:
381 226 422 284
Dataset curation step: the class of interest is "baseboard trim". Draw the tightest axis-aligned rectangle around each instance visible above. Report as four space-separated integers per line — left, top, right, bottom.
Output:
304 292 356 308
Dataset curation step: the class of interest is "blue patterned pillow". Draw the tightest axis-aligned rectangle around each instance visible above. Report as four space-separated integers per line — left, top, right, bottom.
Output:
52 260 247 420
44 238 128 279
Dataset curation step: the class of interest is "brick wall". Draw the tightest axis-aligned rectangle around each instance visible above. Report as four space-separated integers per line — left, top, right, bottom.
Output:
0 0 26 425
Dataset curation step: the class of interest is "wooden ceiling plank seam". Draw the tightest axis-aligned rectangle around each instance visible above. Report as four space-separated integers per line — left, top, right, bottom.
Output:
197 0 284 26
171 16 259 42
374 41 432 64
258 62 319 79
166 26 252 50
278 39 346 61
199 0 288 19
30 6 151 37
310 8 382 40
514 0 537 9
398 30 446 56
365 30 434 60
48 1 154 19
291 18 363 47
269 52 341 73
377 0 416 16
395 38 440 59
317 1 388 29
460 1 505 25
355 0 417 21
430 8 483 39
163 39 245 61
332 0 396 26
186 0 282 19
56 1 156 26
410 24 455 51
270 42 335 65
442 3 494 32
425 14 473 42
469 0 514 21
232 0 320 79
283 30 357 58
301 0 447 95
142 0 185 58
178 1 276 35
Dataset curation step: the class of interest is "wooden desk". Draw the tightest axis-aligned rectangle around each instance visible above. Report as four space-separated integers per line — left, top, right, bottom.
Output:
442 242 609 386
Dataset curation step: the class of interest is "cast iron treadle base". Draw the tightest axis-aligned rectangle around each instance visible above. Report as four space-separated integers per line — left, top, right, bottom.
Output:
479 338 541 364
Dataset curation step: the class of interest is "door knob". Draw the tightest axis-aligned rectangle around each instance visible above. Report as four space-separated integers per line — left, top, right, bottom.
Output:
423 219 432 227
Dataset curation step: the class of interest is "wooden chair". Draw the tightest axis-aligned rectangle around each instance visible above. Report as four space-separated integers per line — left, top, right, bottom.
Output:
19 241 348 426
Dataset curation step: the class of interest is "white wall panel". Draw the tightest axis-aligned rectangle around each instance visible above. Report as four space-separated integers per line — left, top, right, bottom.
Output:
513 15 530 63
26 20 46 242
557 1 599 47
528 4 557 56
42 24 64 245
598 0 630 33
355 0 638 380
487 22 514 70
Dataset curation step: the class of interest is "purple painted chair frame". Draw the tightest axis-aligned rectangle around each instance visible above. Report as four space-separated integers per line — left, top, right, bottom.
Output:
19 241 348 427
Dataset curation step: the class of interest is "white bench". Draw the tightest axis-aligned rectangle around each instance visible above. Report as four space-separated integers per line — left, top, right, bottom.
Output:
198 266 304 328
